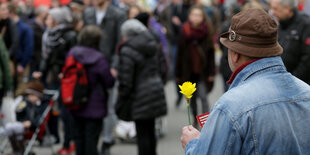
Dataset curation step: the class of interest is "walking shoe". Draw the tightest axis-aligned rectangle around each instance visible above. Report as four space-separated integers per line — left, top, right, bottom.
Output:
100 142 115 155
70 143 76 152
58 148 71 155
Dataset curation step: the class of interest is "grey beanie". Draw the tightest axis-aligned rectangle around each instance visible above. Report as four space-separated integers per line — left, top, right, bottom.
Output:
121 19 147 38
49 7 72 24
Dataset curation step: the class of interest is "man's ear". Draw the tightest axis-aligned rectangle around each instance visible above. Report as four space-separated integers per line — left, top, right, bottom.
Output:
231 50 240 64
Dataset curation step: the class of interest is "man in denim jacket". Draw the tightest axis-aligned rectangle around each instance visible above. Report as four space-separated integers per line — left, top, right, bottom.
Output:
181 8 310 155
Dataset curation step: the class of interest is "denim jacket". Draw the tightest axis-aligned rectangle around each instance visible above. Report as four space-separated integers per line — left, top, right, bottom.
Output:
186 56 310 155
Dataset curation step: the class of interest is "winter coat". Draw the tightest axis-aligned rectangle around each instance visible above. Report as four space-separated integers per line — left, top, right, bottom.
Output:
28 19 45 71
15 20 34 67
149 17 169 55
69 46 115 119
175 22 215 91
159 4 175 44
16 99 48 132
219 19 232 83
278 10 310 84
0 37 13 91
83 5 126 67
0 18 19 58
117 31 167 121
40 25 77 76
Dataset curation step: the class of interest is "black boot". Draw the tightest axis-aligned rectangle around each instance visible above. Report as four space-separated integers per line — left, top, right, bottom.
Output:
100 142 114 155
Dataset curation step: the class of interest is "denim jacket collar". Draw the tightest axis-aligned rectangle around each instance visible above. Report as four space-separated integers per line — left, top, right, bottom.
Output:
229 56 286 90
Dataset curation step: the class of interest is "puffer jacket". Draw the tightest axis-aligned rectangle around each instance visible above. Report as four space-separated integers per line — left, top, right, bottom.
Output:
117 31 167 121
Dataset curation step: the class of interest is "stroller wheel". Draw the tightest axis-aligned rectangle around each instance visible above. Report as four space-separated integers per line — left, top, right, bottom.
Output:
28 151 36 155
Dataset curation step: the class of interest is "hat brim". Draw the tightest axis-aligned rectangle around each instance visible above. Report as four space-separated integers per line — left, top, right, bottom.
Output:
220 32 283 58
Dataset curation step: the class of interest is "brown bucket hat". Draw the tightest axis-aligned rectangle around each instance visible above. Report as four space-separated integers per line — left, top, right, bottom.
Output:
220 8 283 57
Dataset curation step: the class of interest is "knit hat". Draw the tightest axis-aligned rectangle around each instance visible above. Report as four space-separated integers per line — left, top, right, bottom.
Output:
49 7 72 24
220 8 283 57
121 19 147 38
25 81 45 98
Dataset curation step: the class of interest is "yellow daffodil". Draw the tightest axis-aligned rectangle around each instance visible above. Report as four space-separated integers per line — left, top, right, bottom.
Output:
179 81 197 125
179 82 197 99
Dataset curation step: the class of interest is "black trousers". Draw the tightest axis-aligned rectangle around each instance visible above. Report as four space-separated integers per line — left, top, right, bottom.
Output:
0 89 3 107
59 96 74 149
72 116 102 155
135 118 157 155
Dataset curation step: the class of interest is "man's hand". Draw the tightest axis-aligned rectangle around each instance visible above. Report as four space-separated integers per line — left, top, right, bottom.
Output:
208 76 214 82
17 65 25 75
181 125 200 149
22 121 31 128
172 16 181 26
110 68 118 78
32 72 42 79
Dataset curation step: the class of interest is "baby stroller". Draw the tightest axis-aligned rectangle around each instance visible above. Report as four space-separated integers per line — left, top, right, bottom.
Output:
0 89 59 155
23 89 59 155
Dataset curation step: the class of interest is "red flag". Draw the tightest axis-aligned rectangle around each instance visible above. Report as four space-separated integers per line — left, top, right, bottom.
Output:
305 38 310 45
196 112 210 128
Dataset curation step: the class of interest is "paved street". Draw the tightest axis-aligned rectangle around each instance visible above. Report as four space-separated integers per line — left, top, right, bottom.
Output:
1 74 224 155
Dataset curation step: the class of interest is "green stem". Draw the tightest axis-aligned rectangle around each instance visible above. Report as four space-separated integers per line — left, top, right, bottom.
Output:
186 98 191 125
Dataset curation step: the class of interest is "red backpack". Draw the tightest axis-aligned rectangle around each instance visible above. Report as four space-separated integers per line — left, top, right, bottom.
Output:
61 55 89 110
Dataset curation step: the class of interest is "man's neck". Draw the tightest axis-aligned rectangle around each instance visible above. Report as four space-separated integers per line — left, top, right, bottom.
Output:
279 9 296 29
287 9 295 19
35 16 44 28
97 2 110 11
11 15 20 23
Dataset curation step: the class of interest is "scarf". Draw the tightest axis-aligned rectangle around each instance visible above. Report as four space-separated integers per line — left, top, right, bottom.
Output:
182 21 208 43
42 24 67 59
182 22 208 74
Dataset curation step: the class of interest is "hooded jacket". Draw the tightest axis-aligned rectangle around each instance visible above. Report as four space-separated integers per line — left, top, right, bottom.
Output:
118 31 167 121
68 46 115 119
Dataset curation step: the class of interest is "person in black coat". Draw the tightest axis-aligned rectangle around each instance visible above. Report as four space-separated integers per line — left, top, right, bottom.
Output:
118 19 167 155
271 0 310 85
0 2 19 59
27 6 49 76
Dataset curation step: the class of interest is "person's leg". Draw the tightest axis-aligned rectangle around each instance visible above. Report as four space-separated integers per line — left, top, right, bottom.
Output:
85 118 103 155
198 81 210 114
175 82 183 108
0 89 4 107
47 113 60 144
72 117 85 155
135 119 157 155
190 92 198 127
15 65 30 96
60 103 73 149
149 119 157 155
101 82 118 155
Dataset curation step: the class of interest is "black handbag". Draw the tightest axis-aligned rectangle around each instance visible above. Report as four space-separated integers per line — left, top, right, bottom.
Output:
115 96 132 121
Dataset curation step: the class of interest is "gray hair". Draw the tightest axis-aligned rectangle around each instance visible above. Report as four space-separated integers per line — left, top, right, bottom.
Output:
34 5 49 17
277 0 298 9
121 19 147 38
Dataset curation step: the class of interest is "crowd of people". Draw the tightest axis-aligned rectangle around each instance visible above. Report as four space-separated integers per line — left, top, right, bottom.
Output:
0 0 309 154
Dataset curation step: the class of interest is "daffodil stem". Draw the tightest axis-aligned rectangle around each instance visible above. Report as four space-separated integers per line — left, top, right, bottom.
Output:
186 98 191 125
